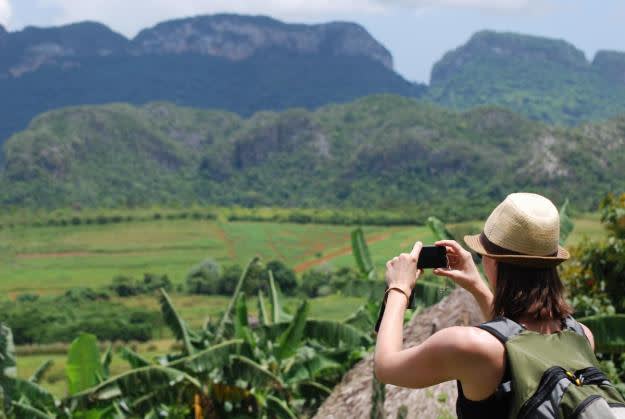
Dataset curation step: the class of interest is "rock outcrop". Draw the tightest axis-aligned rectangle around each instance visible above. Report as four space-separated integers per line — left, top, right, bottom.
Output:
313 287 484 419
0 14 392 78
132 14 392 69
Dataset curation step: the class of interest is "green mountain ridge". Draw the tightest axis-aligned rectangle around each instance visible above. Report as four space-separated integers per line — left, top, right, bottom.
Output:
3 95 624 218
428 30 625 125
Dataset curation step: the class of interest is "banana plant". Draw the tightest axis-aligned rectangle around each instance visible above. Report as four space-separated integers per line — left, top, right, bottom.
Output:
426 216 455 241
215 257 259 342
352 227 375 280
69 268 370 418
559 198 574 245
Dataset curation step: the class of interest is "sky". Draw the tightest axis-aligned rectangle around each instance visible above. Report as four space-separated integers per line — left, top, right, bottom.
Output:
1 0 624 83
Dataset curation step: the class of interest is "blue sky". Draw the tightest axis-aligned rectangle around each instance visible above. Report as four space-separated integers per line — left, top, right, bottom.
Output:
1 0 623 83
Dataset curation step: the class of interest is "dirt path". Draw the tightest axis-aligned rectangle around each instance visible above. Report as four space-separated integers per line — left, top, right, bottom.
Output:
214 222 236 259
293 232 391 273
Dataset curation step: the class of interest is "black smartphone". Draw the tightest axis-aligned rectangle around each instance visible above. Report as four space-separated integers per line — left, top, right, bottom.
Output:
375 245 447 332
417 246 448 269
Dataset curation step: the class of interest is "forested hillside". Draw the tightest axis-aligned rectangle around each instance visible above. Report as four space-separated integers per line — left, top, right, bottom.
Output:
3 95 624 219
428 31 625 125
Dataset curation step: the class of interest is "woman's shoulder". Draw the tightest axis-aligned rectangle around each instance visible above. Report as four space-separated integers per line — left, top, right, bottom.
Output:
428 326 506 398
428 325 505 368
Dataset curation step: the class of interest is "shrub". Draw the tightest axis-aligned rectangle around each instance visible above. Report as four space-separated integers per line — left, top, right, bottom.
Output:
219 264 242 295
110 275 141 297
185 259 221 294
301 268 333 297
266 260 297 296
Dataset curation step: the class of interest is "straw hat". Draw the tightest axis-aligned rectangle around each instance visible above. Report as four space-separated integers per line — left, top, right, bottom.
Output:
463 192 569 268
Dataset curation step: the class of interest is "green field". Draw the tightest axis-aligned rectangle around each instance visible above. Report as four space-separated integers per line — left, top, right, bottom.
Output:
0 214 606 295
0 219 424 294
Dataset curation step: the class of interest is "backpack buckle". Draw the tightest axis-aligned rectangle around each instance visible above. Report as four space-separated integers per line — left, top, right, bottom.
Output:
566 370 584 386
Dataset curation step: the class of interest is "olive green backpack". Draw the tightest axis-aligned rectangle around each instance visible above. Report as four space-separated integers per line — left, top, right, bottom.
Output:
478 316 625 418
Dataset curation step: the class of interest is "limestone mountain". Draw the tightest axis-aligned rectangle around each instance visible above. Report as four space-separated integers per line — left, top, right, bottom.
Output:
0 14 424 145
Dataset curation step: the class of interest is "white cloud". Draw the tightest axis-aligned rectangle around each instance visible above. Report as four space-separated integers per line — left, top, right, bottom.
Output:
30 0 554 37
0 0 11 27
38 0 384 37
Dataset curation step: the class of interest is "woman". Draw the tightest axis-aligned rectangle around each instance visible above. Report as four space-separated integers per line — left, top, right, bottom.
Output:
374 192 598 418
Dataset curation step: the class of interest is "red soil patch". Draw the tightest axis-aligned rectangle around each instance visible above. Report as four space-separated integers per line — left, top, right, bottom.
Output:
294 232 391 273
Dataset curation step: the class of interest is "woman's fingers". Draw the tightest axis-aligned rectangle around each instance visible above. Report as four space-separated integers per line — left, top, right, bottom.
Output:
410 241 423 261
436 240 471 262
433 267 460 279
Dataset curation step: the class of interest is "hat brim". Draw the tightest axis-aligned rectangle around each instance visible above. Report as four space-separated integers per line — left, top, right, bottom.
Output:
463 234 570 268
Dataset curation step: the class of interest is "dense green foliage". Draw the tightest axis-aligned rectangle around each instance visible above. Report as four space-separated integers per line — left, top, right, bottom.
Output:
428 31 625 125
0 292 158 345
561 194 625 395
110 273 172 297
3 96 624 217
562 194 625 317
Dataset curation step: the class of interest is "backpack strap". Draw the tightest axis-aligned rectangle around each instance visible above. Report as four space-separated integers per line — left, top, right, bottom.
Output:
563 315 585 336
477 316 525 344
563 315 593 347
475 317 518 398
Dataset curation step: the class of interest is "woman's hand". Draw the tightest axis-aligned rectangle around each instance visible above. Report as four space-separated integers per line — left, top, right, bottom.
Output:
433 240 493 320
432 240 482 291
385 241 424 296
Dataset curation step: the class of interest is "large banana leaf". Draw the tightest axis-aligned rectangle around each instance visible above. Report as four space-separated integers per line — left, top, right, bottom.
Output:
7 378 56 412
119 347 151 369
101 345 113 380
168 340 243 377
228 355 284 389
234 295 254 346
343 305 374 333
67 366 201 410
158 288 195 355
412 281 449 308
266 395 297 419
275 301 309 361
258 290 270 326
300 354 343 380
215 257 259 341
351 228 375 279
427 216 455 241
578 314 625 353
67 333 103 395
269 270 292 323
29 360 53 384
304 320 371 347
559 198 575 245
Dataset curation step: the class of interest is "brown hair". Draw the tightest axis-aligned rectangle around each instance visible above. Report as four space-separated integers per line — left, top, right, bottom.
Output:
492 262 573 321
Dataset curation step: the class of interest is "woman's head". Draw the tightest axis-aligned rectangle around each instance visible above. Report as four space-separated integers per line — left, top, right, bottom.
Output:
483 256 572 321
465 193 573 321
